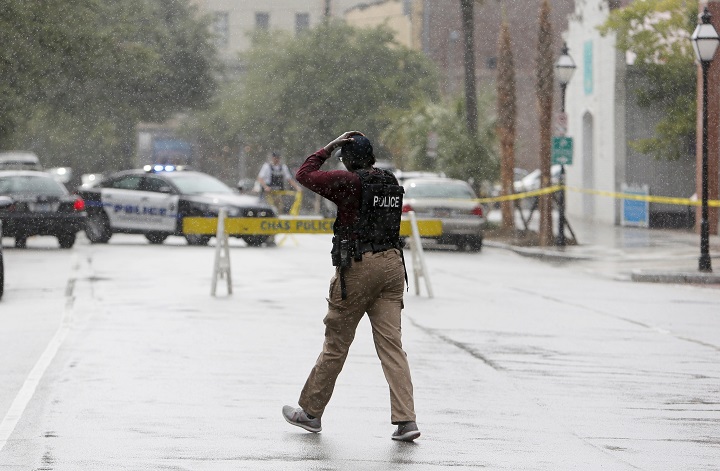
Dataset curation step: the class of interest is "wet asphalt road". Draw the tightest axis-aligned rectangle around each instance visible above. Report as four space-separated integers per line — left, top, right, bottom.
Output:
0 233 719 470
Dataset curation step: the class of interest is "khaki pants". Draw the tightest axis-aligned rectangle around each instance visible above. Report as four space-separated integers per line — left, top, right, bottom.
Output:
298 249 416 424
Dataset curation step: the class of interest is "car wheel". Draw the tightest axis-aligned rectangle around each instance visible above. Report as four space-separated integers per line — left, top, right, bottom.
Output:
185 234 211 246
468 236 483 253
14 236 27 249
242 235 269 247
145 232 168 245
57 233 76 249
85 213 112 244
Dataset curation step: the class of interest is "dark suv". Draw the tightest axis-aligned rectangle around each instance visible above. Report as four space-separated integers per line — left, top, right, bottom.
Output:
0 171 86 249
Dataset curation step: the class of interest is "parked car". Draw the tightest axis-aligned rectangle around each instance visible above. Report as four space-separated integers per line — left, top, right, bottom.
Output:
513 164 563 194
46 167 73 184
401 177 485 252
0 151 42 171
394 170 446 184
321 169 446 218
512 165 563 209
80 173 104 188
0 171 87 248
490 168 530 208
77 166 277 246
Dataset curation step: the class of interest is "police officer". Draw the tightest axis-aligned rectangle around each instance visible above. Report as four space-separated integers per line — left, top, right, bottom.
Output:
282 131 420 442
256 151 301 194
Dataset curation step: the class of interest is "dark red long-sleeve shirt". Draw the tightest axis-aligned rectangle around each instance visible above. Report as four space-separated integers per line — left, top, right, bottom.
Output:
295 148 363 228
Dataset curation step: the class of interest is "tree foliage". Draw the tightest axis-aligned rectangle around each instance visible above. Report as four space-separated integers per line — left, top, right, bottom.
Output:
600 0 698 160
184 21 439 170
381 94 498 190
0 0 218 172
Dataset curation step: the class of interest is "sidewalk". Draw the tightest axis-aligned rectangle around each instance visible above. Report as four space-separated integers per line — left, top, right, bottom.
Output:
485 213 720 284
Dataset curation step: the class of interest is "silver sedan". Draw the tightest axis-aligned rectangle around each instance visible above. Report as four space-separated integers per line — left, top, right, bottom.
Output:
402 177 484 252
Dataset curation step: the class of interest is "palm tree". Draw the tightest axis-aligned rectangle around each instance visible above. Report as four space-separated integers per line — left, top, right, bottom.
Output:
459 0 479 137
497 18 516 231
536 0 554 246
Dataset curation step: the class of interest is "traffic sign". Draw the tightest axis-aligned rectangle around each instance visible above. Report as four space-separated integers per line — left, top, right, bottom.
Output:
551 136 573 165
555 112 568 136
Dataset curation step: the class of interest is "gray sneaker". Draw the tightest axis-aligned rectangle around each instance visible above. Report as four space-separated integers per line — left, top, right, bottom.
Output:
282 405 321 433
391 421 420 441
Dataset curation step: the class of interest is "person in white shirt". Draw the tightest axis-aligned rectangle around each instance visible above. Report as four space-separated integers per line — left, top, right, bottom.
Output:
256 151 302 193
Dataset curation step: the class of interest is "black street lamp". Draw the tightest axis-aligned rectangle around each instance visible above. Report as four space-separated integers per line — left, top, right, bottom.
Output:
692 7 720 272
554 43 576 247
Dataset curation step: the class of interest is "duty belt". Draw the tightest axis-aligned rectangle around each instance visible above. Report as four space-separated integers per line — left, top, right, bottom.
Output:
357 242 396 254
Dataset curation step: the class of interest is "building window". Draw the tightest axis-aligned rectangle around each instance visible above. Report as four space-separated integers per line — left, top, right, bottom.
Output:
213 12 229 48
295 13 310 34
255 12 269 30
486 57 497 70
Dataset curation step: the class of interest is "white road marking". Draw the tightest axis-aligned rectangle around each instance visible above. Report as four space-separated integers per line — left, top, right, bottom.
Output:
0 256 78 452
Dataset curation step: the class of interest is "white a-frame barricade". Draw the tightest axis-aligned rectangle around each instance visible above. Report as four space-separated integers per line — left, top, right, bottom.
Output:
407 211 433 298
199 213 440 298
211 208 232 296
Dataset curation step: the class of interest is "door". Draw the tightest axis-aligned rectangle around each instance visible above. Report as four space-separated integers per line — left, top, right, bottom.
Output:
100 175 144 229
139 176 179 232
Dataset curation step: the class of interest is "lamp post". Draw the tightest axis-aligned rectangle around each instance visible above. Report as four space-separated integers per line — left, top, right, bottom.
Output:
692 7 720 272
554 43 576 247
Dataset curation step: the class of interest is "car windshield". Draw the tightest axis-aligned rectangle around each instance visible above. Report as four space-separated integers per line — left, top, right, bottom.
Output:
0 175 67 196
167 173 233 195
404 181 475 199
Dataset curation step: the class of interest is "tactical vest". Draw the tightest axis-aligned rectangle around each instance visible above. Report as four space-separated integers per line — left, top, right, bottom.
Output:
269 164 285 190
331 168 406 299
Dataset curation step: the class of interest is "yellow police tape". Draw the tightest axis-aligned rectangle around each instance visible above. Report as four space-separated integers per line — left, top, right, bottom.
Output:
474 185 563 203
474 185 720 207
264 190 303 215
565 186 720 207
183 216 443 237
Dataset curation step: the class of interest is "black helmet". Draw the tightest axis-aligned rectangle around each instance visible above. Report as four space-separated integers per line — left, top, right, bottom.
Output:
339 135 375 169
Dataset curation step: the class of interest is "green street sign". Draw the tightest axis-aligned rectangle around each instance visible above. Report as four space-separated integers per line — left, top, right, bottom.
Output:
552 136 573 165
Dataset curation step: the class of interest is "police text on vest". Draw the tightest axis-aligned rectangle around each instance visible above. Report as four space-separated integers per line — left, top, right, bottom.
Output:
373 195 401 208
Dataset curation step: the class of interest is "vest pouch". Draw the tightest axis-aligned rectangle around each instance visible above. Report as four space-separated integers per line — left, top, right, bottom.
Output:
331 237 352 268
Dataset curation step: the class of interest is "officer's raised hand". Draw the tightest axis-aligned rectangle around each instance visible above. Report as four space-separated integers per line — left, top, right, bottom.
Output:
323 131 364 154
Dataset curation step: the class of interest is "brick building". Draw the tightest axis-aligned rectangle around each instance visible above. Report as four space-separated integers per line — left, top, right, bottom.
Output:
421 0 576 171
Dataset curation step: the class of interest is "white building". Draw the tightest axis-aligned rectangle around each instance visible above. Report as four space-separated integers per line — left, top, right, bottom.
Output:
564 0 696 228
564 0 623 225
191 1 372 70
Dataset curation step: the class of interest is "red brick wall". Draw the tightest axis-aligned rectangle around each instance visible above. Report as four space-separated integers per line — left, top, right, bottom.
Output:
423 0 576 172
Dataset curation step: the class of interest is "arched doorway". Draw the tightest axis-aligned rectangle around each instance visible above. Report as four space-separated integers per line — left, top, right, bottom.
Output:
582 112 595 219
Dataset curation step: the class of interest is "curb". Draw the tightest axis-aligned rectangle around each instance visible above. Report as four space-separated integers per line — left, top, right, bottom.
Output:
484 240 594 262
486 240 720 285
630 270 720 284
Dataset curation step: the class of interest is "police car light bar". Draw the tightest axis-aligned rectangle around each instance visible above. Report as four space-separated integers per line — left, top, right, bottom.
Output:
144 165 181 173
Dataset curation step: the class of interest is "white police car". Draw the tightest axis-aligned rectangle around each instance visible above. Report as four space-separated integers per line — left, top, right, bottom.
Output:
77 166 277 246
